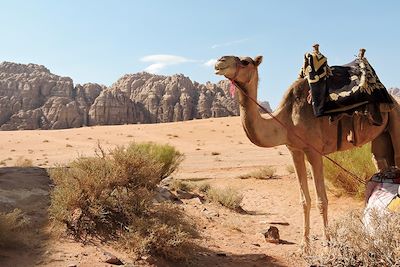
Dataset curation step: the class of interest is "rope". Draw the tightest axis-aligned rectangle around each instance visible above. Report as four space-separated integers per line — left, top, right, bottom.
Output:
231 80 366 185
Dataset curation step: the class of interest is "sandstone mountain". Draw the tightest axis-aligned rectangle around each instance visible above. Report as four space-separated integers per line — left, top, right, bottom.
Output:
389 87 400 98
0 62 271 130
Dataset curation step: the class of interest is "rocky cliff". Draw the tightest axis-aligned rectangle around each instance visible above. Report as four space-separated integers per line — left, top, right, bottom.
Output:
389 87 400 98
0 62 271 130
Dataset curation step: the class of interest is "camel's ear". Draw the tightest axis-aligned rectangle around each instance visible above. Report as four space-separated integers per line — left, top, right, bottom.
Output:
254 56 263 66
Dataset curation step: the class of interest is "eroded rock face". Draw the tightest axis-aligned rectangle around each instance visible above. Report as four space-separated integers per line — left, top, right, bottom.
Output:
0 61 271 130
389 87 400 97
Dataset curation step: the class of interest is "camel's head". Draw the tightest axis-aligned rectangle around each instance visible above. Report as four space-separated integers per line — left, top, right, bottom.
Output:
214 55 263 83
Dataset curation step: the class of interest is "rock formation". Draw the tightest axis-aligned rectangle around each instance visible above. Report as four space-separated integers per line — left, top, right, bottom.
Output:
0 61 271 130
389 87 400 98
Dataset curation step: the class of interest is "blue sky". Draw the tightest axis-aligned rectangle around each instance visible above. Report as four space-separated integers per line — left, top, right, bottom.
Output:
1 0 399 108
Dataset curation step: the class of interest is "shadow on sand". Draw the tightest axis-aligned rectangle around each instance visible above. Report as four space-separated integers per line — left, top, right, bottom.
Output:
0 167 51 267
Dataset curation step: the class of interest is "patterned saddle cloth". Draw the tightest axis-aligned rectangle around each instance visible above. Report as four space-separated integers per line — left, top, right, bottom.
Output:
300 49 393 117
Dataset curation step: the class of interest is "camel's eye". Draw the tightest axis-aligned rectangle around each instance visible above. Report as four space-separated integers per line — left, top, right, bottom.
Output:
240 60 250 66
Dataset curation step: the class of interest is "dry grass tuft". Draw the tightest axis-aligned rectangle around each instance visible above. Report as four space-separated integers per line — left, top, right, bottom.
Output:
323 143 375 197
15 156 33 167
306 210 400 266
206 187 243 211
0 209 30 248
49 142 194 261
197 183 211 193
238 166 276 180
169 179 195 192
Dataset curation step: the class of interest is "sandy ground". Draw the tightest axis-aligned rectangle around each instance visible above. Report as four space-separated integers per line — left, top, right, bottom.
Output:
0 117 362 266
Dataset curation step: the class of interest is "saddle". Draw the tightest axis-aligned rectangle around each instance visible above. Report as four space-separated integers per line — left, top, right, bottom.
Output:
299 45 393 119
299 45 394 146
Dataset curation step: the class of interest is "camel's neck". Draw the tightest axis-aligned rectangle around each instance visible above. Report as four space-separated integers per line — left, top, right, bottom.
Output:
237 77 287 147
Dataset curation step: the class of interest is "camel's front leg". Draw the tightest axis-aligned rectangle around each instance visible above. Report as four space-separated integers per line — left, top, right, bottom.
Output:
305 150 329 241
289 148 311 252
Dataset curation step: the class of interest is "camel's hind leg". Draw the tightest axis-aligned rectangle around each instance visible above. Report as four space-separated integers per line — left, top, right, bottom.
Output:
371 132 394 171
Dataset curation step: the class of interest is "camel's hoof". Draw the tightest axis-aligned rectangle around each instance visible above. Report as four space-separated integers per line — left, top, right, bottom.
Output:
296 243 311 256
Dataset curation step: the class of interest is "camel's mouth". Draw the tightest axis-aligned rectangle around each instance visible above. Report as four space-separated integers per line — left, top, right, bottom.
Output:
214 66 227 75
214 61 229 75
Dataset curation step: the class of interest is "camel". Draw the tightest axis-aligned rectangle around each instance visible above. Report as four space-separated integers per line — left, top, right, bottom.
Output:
214 54 400 251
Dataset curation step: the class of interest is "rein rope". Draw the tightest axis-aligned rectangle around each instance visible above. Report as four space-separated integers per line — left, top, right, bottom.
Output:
229 71 366 185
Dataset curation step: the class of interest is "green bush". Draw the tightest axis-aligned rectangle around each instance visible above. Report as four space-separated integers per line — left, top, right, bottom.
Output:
49 142 194 260
323 143 376 197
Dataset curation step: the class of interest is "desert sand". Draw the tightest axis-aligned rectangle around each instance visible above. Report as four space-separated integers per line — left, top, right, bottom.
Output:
0 117 362 266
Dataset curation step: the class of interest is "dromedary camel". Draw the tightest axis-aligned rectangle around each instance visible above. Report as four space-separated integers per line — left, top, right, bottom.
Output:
214 55 400 251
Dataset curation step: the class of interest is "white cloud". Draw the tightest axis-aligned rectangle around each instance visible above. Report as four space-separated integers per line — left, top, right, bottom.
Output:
140 54 194 74
203 58 217 67
211 38 249 49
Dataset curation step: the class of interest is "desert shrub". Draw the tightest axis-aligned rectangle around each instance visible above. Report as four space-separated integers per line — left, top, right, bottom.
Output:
324 143 376 197
238 166 276 179
198 183 211 193
121 203 197 261
306 210 400 266
206 187 243 211
15 156 33 167
49 142 194 260
0 209 30 247
169 179 195 192
127 142 184 179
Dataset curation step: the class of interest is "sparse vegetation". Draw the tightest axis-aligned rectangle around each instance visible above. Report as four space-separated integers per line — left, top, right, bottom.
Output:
49 142 193 260
238 166 277 179
211 152 220 156
306 210 400 266
169 179 195 192
15 156 33 167
0 209 30 248
198 183 211 193
206 187 243 211
323 143 375 197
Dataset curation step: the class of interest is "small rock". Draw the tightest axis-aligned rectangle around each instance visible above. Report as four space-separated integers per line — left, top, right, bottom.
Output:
102 251 123 265
202 209 219 219
262 226 280 244
187 196 203 205
153 187 182 204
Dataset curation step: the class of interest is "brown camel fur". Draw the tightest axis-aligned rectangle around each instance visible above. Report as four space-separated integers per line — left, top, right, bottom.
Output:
214 55 400 251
